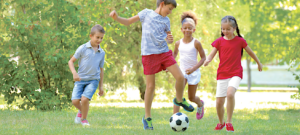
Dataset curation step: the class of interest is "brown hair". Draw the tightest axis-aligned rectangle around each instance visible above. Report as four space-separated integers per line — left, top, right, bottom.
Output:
156 0 177 8
181 11 198 26
221 16 241 38
90 24 105 35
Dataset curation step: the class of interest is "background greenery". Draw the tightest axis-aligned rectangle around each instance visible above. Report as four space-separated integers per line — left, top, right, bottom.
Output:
0 0 299 110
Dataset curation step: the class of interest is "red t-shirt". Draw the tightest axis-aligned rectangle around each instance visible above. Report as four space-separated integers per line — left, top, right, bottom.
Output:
211 36 248 80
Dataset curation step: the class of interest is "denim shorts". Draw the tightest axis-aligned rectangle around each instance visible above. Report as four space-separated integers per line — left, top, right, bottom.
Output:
71 79 99 100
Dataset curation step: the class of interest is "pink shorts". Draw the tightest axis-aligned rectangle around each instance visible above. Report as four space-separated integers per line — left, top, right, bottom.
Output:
142 50 177 75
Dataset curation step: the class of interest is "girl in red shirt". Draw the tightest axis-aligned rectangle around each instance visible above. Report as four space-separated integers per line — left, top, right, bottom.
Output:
204 16 262 132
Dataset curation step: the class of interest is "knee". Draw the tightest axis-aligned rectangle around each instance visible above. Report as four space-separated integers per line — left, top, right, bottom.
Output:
216 99 224 107
177 74 185 82
188 96 195 102
81 97 89 103
227 92 235 99
72 100 79 105
146 84 155 91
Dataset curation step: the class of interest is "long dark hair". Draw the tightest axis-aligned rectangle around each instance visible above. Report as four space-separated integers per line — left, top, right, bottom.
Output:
221 16 243 56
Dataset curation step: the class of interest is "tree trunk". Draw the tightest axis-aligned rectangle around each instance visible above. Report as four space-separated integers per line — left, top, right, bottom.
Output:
247 57 251 92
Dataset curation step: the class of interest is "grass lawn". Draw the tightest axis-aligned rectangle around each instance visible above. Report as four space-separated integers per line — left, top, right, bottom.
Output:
1 105 299 135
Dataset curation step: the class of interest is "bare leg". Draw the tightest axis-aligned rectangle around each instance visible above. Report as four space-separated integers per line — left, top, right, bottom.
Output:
173 79 187 114
145 74 155 118
72 99 81 112
216 97 225 124
166 64 185 102
188 84 203 107
81 96 89 120
226 86 236 123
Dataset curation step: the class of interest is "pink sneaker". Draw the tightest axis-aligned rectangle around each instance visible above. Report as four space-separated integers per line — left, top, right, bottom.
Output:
226 123 234 132
196 100 204 120
81 119 90 126
74 111 82 124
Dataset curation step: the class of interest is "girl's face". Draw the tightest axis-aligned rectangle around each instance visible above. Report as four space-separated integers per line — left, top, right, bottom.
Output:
221 22 236 37
181 22 195 37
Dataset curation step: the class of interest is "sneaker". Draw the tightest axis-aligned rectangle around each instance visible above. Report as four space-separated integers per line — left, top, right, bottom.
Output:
173 98 194 112
81 119 90 126
214 122 225 130
74 111 82 124
142 116 153 130
196 100 204 120
226 123 234 132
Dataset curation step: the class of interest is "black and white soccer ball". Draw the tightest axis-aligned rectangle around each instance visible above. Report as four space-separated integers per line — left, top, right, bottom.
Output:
169 112 189 132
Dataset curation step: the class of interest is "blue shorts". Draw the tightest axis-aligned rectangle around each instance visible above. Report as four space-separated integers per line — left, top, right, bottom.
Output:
71 79 99 100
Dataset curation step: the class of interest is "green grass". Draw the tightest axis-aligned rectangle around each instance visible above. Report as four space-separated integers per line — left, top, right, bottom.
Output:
1 106 300 134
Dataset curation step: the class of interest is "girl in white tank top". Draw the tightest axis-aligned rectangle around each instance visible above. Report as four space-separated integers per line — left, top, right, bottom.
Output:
173 11 206 120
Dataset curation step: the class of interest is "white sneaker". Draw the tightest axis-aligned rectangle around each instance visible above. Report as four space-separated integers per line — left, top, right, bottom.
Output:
74 111 82 124
81 119 90 126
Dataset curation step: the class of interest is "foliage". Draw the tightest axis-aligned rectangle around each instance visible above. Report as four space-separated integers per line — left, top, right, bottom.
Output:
1 0 300 109
0 0 113 110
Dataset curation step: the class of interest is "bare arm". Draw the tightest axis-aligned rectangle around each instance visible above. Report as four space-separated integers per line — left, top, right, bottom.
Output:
204 47 218 66
173 40 180 59
98 68 104 96
244 46 263 71
193 40 206 70
68 57 81 81
109 10 140 26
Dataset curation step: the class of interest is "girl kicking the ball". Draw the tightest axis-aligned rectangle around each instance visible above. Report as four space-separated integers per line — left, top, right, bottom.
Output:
173 11 206 120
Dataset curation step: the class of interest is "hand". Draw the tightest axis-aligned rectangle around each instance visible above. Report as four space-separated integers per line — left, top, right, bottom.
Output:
109 10 118 20
166 33 173 44
98 88 104 96
73 73 81 81
204 59 211 66
185 68 194 75
258 62 263 71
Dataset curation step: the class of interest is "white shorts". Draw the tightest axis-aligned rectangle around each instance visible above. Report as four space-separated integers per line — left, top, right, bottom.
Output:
216 76 241 97
181 68 201 85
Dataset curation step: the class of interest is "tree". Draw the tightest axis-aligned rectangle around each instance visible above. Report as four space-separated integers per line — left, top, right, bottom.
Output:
0 0 133 110
242 0 300 91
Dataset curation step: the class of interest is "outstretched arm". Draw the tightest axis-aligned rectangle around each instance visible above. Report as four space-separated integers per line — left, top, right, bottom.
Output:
109 10 140 26
244 46 263 71
204 47 218 66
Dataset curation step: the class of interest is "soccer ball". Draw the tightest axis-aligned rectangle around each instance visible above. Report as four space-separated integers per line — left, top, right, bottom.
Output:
169 112 189 132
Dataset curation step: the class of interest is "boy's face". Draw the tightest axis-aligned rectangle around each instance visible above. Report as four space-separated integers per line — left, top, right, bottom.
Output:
90 31 104 46
160 3 175 17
